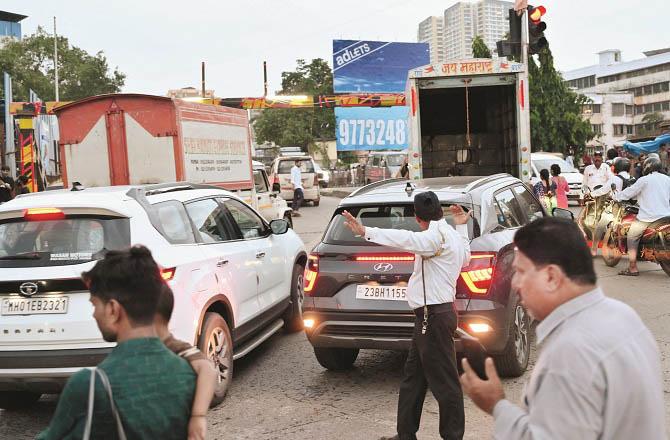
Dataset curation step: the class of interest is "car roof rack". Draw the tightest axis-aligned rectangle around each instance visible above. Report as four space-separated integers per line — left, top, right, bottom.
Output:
348 178 407 198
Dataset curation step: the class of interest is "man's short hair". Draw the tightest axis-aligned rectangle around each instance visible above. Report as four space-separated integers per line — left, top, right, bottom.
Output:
414 191 443 222
156 283 175 322
514 217 597 285
1 165 9 171
82 245 164 325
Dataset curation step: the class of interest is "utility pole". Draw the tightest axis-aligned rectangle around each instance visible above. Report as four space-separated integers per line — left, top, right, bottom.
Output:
263 61 268 97
54 17 59 102
201 62 206 98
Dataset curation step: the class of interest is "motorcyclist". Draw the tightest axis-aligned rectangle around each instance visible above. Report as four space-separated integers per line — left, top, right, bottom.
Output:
583 151 613 242
613 157 670 276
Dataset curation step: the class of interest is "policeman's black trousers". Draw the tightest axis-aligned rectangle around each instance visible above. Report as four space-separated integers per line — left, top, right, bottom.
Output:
397 305 464 440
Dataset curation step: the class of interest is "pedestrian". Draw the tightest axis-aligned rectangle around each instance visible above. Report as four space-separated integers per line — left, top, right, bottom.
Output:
342 191 471 440
0 165 15 203
634 153 646 179
605 147 618 166
565 148 575 169
550 164 569 209
16 175 30 195
155 285 218 440
290 159 304 217
460 217 666 439
613 157 670 276
37 246 196 440
660 144 668 173
533 169 557 214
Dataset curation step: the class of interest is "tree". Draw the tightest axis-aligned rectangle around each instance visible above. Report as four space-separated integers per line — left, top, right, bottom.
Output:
639 112 664 136
472 36 492 58
253 59 335 155
528 45 593 153
0 27 125 101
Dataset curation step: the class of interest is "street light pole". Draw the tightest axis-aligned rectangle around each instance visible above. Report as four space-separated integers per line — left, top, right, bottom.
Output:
54 16 59 102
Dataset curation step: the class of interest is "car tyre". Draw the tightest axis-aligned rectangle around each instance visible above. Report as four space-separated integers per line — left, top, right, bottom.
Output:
0 391 41 410
283 264 306 332
494 299 530 377
313 347 359 371
660 260 670 277
197 312 233 406
313 198 320 207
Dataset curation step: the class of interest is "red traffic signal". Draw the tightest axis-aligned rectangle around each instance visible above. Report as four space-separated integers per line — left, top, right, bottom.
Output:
529 5 546 23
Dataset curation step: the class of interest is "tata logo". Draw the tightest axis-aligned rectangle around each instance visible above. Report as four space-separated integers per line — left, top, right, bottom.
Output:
19 282 39 297
373 263 393 273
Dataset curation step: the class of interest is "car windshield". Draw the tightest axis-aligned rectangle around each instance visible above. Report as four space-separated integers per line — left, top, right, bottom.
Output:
278 160 315 174
324 203 473 246
385 155 406 167
533 157 577 173
0 217 130 267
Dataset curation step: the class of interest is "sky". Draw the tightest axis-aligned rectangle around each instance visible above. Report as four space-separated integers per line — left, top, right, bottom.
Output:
4 0 669 98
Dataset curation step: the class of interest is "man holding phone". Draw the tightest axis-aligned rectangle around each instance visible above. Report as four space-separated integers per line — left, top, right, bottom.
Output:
342 191 471 440
460 217 666 439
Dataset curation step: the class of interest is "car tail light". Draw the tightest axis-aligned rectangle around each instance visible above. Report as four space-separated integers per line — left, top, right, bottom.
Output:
460 252 496 295
23 208 66 221
161 267 176 281
353 253 415 262
304 254 319 295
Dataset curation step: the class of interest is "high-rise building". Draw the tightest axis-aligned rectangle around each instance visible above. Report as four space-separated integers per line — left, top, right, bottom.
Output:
0 10 26 47
443 0 512 60
563 49 670 149
417 16 445 65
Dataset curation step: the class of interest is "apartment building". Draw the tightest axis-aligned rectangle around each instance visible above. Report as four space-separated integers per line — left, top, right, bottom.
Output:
564 49 670 149
417 16 445 65
443 0 512 60
0 10 26 47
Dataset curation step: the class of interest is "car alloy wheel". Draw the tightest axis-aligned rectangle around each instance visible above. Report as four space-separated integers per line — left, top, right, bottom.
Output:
513 305 529 366
207 326 232 394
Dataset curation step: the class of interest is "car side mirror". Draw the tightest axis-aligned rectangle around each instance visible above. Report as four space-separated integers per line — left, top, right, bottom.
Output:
552 207 575 221
269 192 278 199
269 218 289 235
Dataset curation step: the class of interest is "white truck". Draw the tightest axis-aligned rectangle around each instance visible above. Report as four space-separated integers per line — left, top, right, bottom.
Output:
405 59 532 182
54 94 291 223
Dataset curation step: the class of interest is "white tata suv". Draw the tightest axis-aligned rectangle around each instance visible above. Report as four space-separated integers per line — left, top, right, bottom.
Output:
0 183 307 409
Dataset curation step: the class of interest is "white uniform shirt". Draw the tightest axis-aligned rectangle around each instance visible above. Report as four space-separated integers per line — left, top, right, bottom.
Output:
611 171 630 193
583 164 613 197
613 171 670 222
364 219 470 310
290 165 303 190
493 288 666 440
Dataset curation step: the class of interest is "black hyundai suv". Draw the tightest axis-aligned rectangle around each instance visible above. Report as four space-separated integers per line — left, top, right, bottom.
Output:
303 175 546 377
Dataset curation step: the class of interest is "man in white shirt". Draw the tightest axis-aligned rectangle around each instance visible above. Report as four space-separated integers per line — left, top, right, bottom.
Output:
583 151 613 197
290 160 304 217
460 217 666 439
342 191 471 440
613 157 670 276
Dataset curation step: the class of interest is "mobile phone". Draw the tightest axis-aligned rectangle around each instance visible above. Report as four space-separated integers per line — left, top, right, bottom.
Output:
456 328 488 380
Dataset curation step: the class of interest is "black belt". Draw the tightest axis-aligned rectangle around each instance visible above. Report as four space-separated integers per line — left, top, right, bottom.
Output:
413 302 454 317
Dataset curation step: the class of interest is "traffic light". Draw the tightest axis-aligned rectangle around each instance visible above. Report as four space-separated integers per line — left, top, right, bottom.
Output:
527 5 547 55
496 8 521 57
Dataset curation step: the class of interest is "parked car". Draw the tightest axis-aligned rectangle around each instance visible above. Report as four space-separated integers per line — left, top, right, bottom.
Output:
530 152 583 204
247 161 293 226
270 156 321 206
303 174 544 376
0 183 307 409
314 163 330 188
365 151 408 184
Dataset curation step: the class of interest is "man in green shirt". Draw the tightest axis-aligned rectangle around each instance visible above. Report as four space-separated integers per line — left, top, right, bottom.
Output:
38 246 196 440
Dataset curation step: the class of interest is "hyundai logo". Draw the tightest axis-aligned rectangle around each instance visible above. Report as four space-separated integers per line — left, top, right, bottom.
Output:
19 282 39 297
373 263 393 272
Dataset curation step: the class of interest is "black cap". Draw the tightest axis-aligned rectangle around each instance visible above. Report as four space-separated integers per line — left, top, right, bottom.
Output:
414 191 443 222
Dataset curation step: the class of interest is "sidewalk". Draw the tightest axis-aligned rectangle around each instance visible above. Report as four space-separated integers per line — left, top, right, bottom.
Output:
320 186 357 199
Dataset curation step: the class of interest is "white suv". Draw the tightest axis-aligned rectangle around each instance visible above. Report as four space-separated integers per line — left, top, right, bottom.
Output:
0 183 307 409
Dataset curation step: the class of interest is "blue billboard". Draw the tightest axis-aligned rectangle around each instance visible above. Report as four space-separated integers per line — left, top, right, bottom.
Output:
336 107 409 151
332 40 430 93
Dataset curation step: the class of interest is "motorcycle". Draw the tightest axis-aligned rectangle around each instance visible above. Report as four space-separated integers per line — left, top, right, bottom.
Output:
576 185 614 246
600 200 670 277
